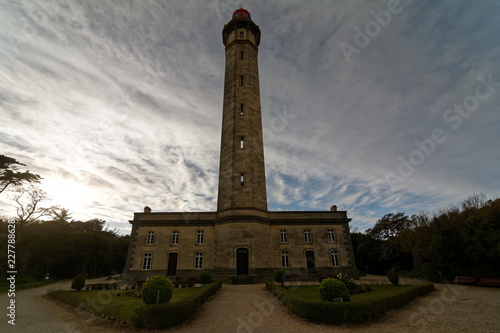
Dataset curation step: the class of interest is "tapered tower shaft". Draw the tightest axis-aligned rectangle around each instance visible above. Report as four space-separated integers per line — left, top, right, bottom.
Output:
217 9 267 212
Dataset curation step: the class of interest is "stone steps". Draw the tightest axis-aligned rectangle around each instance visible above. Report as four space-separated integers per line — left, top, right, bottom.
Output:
232 275 254 284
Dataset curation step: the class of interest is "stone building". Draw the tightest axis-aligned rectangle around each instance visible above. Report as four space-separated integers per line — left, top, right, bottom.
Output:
123 8 357 284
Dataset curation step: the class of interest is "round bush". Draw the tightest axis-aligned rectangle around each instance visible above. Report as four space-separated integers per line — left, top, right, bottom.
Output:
141 275 173 305
71 273 85 291
274 269 287 285
388 269 399 286
199 270 212 285
319 278 351 302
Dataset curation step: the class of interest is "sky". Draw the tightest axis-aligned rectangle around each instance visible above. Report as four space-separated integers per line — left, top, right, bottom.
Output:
1 0 499 235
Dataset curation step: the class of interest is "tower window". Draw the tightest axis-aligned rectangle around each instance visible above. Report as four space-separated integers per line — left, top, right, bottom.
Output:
281 251 290 268
197 230 204 244
172 231 179 244
142 253 152 270
146 231 155 245
240 104 244 115
240 51 244 60
304 229 312 243
240 76 244 86
240 32 244 38
240 173 245 186
240 136 244 149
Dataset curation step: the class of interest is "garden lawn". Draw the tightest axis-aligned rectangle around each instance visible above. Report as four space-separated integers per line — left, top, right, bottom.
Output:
287 284 413 302
47 287 208 323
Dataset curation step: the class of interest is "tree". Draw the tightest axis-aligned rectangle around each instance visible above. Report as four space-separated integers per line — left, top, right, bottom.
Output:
367 213 413 270
12 185 50 229
367 212 410 240
0 155 41 195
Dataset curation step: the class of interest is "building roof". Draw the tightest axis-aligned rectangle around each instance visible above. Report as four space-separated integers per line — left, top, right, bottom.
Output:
232 8 251 19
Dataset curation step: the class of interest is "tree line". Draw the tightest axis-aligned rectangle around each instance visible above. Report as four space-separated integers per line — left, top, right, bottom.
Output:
1 154 129 283
352 193 500 282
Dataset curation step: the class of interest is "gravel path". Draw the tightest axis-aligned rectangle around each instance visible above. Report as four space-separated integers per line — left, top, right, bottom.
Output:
2 277 499 332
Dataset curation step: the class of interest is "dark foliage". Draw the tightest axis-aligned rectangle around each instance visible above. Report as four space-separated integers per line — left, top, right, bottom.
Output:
353 194 500 282
71 273 85 291
0 154 41 194
198 270 212 285
274 269 287 286
388 269 399 286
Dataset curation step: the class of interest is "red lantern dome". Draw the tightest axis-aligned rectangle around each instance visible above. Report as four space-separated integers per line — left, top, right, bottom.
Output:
232 7 251 19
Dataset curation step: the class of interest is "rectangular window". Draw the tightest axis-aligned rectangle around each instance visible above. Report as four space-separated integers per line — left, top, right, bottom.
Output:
304 229 312 243
146 231 154 245
330 250 339 267
240 104 244 115
197 230 204 244
142 253 152 270
240 173 244 186
240 136 244 149
239 32 244 38
281 251 289 268
172 231 179 244
328 229 335 242
280 229 287 243
240 51 244 60
195 252 203 269
240 76 244 86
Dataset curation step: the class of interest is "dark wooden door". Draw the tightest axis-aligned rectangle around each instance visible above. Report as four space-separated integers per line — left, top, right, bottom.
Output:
167 253 178 276
236 248 249 275
305 251 316 273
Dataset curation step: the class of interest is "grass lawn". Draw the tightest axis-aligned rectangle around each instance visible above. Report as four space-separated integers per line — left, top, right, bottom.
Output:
47 287 209 322
286 284 413 302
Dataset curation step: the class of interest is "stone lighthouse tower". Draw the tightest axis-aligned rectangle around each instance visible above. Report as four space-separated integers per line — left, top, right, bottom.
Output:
217 7 267 212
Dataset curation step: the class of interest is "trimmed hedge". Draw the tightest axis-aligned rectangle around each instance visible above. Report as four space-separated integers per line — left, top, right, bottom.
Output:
265 281 435 324
134 280 222 329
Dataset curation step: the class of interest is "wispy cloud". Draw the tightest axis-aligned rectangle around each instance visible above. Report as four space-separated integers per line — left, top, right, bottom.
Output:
1 0 499 234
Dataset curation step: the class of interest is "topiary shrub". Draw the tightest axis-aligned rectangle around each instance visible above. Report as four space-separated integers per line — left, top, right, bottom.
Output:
199 270 212 285
388 269 400 286
71 273 85 291
274 269 287 286
141 275 173 305
319 278 351 302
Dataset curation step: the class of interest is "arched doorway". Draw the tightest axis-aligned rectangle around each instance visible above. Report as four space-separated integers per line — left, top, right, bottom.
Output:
236 248 249 275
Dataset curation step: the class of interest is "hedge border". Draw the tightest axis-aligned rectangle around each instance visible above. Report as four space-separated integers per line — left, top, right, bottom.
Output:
134 280 222 329
265 281 435 324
